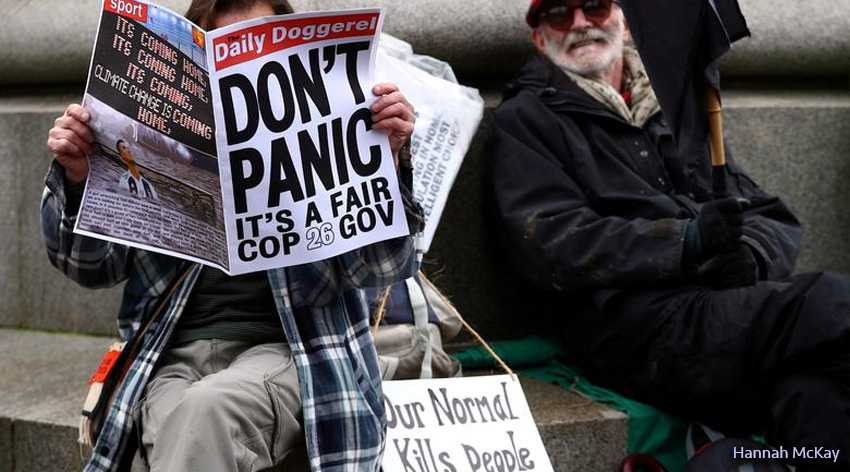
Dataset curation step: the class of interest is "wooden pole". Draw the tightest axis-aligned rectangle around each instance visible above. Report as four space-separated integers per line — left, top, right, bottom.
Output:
706 85 728 197
706 86 725 167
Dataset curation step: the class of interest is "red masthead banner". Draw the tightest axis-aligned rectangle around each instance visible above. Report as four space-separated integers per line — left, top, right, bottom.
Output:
212 12 379 71
104 0 148 22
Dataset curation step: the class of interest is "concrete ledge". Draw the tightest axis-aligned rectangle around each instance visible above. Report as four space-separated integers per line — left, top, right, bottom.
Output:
0 95 123 336
0 0 847 85
2 89 849 338
521 377 628 472
723 90 850 275
0 329 627 472
0 330 112 472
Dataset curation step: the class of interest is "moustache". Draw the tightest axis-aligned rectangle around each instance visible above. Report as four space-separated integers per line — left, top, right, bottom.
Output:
563 28 612 50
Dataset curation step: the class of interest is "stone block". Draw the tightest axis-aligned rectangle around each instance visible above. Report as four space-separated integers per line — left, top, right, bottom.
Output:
0 329 109 471
522 377 628 472
723 90 850 274
0 0 847 85
0 417 12 472
0 330 628 472
3 89 850 337
722 1 850 77
0 96 123 336
0 330 114 426
0 0 190 85
12 421 89 472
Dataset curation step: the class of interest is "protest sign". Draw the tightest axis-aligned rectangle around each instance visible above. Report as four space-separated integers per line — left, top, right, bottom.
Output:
375 36 484 253
75 0 410 274
382 375 554 472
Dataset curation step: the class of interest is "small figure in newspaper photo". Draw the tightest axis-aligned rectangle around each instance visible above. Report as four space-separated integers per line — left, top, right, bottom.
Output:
116 139 159 199
486 0 849 471
42 1 423 472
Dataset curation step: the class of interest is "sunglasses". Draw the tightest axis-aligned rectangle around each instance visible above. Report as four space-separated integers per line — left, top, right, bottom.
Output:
538 0 619 31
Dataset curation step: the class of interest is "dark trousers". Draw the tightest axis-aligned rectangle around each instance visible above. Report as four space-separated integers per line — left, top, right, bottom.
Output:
561 272 850 471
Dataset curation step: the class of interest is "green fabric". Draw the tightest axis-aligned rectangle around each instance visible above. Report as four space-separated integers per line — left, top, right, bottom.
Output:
454 336 689 472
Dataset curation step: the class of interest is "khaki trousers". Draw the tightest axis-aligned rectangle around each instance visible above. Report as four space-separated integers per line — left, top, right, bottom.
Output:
135 339 306 472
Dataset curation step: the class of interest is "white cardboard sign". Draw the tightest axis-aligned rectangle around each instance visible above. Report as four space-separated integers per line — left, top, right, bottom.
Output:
382 375 554 472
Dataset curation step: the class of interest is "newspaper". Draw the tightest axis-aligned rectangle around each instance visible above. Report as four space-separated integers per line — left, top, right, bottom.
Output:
77 0 408 275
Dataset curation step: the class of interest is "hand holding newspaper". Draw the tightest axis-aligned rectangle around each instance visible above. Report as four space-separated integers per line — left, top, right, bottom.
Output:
77 0 409 275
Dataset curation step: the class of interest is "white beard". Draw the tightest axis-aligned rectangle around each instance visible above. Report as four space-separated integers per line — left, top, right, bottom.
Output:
542 22 624 79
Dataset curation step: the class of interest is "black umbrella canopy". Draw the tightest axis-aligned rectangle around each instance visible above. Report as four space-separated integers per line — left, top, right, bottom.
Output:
619 0 750 165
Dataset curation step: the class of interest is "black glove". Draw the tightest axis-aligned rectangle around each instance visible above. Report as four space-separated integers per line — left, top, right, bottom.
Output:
684 197 749 262
694 246 760 289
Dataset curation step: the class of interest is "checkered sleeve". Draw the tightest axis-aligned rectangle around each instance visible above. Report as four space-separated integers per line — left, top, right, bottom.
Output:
41 160 131 288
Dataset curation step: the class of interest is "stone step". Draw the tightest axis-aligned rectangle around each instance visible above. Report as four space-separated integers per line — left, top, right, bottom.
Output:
2 89 849 339
0 0 848 85
0 328 627 472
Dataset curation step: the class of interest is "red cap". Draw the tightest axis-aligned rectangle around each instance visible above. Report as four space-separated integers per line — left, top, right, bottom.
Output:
526 0 547 28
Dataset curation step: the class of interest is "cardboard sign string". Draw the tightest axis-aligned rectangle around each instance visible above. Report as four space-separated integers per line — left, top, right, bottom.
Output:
372 277 516 379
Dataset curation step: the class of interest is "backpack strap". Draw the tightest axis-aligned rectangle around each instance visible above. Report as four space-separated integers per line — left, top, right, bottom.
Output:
405 277 433 379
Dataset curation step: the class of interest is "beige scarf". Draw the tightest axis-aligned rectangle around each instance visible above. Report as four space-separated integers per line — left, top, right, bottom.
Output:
560 46 660 128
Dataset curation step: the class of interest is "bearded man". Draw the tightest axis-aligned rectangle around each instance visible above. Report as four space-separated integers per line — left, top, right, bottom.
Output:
485 1 849 470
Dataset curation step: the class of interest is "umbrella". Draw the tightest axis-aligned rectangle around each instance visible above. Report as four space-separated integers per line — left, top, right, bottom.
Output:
619 0 750 197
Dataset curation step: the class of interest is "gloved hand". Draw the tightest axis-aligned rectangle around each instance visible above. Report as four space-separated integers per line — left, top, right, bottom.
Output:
684 197 749 262
694 245 760 289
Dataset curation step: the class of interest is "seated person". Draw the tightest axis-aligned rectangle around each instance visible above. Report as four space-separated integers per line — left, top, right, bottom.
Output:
42 1 421 471
485 1 849 470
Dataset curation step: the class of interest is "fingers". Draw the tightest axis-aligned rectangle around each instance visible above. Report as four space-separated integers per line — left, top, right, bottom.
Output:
48 104 95 159
371 116 414 136
370 90 414 118
714 196 745 214
66 104 90 123
372 82 399 97
371 101 414 125
735 197 752 211
55 114 96 145
48 127 91 156
370 86 415 145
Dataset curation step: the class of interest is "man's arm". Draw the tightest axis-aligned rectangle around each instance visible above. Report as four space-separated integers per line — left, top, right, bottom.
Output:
486 104 688 291
337 152 423 288
41 160 131 288
337 83 423 288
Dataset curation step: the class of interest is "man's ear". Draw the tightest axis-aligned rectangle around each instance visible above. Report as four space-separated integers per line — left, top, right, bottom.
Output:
531 28 547 53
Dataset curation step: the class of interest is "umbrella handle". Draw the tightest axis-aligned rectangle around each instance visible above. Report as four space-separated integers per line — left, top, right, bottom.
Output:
706 86 728 198
706 87 725 167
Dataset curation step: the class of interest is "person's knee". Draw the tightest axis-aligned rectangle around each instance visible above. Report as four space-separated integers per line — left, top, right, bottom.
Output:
801 272 850 328
810 271 850 296
170 383 235 423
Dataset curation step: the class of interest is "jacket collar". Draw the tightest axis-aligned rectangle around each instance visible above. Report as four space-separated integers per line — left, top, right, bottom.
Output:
504 53 634 125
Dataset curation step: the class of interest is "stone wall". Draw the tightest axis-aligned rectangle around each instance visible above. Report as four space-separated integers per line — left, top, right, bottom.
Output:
0 0 847 84
0 0 847 338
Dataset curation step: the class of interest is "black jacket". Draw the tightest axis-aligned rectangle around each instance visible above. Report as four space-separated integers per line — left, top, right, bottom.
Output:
485 54 801 306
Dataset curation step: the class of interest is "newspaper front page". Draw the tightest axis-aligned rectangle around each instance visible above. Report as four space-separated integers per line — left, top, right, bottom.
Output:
206 9 409 275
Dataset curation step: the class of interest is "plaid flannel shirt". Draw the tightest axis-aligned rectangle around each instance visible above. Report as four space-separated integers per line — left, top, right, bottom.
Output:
41 160 422 472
